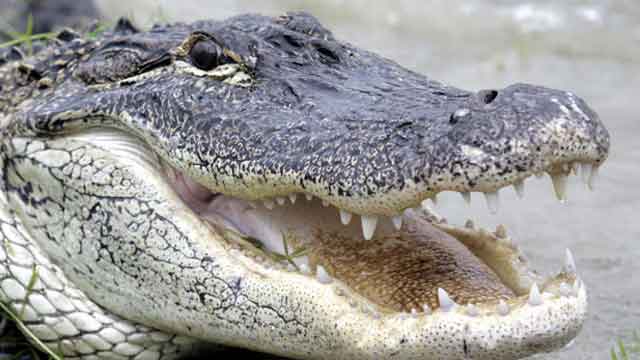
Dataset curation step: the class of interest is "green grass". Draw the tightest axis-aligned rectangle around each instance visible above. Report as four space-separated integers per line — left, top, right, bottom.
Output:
611 331 640 360
0 265 63 360
0 14 56 54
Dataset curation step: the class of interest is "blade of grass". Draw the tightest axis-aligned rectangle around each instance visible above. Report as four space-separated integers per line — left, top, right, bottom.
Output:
0 301 62 360
0 32 55 49
19 265 38 319
618 339 628 360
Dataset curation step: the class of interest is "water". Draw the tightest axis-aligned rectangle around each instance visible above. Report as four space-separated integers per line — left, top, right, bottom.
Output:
90 0 640 358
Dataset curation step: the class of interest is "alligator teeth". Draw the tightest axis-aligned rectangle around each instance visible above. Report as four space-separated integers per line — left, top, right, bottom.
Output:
564 248 576 273
276 197 286 206
588 166 599 190
263 199 275 210
410 308 418 318
550 173 568 202
299 264 311 274
288 194 297 204
461 192 471 205
361 215 378 240
528 283 543 306
422 304 432 314
559 282 572 297
580 163 592 185
305 194 313 201
466 304 479 317
572 279 582 295
420 199 430 209
571 162 579 175
391 215 403 230
316 265 332 284
484 191 500 214
513 180 525 198
437 288 456 312
339 209 353 225
497 300 510 316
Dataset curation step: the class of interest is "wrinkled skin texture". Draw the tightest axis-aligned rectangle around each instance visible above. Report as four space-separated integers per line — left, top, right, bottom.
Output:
0 12 608 360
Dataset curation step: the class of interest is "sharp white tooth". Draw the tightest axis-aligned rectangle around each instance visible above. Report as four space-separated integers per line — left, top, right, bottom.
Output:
573 279 582 295
484 191 500 214
288 194 297 204
550 173 568 202
495 224 507 238
580 163 592 186
588 166 599 190
305 193 313 201
316 265 333 284
559 282 572 297
410 308 418 318
263 199 275 210
339 209 353 225
461 192 471 205
437 288 456 312
420 199 430 209
322 200 329 207
391 215 403 230
276 197 286 205
465 219 475 229
361 215 378 240
564 248 577 273
571 162 579 175
497 300 510 316
422 304 432 314
299 264 311 274
513 180 525 198
430 194 438 206
466 304 479 317
528 283 543 306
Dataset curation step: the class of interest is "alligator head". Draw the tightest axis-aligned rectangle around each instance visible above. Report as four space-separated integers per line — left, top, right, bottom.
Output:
0 12 609 359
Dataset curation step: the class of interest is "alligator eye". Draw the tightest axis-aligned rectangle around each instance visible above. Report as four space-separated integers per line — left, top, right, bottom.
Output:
190 39 222 71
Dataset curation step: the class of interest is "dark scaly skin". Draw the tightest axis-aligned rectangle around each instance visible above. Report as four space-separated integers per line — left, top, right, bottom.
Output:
0 12 609 360
1 12 609 216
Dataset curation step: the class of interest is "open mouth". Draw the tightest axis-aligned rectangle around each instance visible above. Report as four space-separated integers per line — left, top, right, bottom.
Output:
164 158 596 316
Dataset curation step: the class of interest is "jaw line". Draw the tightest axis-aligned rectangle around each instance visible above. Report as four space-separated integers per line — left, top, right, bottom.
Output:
46 127 588 359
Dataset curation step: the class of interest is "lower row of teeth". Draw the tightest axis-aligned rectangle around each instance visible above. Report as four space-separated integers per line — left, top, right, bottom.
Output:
260 162 599 240
249 246 581 318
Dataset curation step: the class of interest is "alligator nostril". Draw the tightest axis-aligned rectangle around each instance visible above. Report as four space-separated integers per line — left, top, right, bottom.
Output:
479 89 499 104
450 108 471 124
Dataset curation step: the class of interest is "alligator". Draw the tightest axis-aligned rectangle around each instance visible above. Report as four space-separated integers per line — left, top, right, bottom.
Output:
0 12 610 360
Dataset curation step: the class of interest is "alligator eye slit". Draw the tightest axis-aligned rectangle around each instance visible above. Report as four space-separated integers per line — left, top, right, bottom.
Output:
190 39 221 71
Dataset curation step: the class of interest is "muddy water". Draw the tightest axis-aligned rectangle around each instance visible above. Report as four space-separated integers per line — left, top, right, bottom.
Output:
96 1 640 358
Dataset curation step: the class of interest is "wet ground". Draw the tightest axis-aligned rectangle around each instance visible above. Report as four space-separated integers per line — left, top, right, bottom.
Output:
96 1 640 359
5 0 640 358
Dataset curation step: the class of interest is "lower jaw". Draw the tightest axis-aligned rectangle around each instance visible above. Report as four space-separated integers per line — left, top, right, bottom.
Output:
168 166 582 317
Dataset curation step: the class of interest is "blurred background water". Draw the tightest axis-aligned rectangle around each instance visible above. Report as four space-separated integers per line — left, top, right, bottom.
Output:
5 0 640 358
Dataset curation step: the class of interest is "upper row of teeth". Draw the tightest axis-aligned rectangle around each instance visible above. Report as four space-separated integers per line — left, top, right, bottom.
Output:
260 162 599 240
